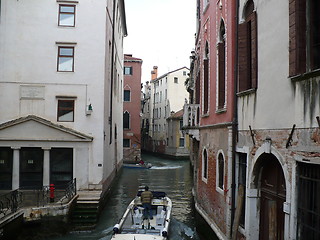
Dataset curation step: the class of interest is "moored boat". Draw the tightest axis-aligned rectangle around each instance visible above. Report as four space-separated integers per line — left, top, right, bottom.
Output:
112 191 172 240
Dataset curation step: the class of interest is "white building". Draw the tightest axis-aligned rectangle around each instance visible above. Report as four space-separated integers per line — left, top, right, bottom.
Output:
235 0 320 239
148 67 189 154
0 0 127 195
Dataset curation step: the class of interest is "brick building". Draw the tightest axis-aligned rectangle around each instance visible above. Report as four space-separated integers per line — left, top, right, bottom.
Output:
123 54 143 162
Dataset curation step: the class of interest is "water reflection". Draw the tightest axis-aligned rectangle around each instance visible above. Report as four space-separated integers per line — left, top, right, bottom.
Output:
50 153 200 240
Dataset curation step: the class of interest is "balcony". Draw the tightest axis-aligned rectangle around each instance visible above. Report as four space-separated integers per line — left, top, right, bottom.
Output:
183 103 200 141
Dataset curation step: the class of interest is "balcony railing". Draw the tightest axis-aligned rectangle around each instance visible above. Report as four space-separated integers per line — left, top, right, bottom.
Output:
183 103 200 141
183 103 200 128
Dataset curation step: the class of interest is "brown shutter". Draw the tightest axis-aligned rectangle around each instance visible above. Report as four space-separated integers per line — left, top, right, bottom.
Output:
203 59 209 114
250 11 258 89
238 22 248 92
289 0 306 76
218 42 226 108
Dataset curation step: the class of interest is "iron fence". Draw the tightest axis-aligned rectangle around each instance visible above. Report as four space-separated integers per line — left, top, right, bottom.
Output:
0 178 77 220
0 189 22 219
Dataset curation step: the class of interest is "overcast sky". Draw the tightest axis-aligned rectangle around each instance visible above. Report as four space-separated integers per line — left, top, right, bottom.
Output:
124 0 196 83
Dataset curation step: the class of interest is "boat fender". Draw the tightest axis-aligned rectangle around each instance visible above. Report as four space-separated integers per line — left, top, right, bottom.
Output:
113 224 120 234
162 227 168 237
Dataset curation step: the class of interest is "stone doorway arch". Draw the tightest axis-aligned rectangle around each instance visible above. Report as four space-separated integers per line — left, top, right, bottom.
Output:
254 153 286 240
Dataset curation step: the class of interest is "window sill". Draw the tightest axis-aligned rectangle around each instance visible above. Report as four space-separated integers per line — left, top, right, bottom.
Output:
290 69 320 82
216 186 224 196
237 88 256 97
203 3 210 14
201 113 209 118
216 107 226 114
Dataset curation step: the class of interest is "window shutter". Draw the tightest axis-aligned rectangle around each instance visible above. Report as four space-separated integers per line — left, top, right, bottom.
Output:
250 12 258 89
289 0 306 76
203 59 209 114
218 42 226 109
238 22 248 92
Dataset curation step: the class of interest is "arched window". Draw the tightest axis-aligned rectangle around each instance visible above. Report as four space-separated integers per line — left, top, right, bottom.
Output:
238 0 257 92
203 41 209 114
202 148 208 182
217 152 224 191
123 111 130 129
218 20 226 109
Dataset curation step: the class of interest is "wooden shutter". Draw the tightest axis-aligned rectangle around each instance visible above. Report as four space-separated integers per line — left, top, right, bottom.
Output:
289 0 306 76
238 22 248 92
218 42 226 108
203 59 209 114
250 12 258 89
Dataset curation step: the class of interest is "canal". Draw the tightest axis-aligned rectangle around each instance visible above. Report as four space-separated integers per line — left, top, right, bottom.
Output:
49 153 202 240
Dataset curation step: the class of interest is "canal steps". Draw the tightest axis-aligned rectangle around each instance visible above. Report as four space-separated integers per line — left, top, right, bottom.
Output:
71 191 102 230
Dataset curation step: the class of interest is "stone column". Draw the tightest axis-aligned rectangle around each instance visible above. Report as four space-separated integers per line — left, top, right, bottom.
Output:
42 148 51 186
11 147 21 190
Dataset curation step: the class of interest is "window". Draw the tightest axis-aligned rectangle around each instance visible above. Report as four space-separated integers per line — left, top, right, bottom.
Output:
57 46 74 72
50 148 73 188
57 99 75 122
124 66 133 75
217 152 224 191
179 120 183 129
174 77 178 83
289 0 320 76
58 5 75 27
218 20 226 109
238 0 257 92
297 162 320 239
124 90 131 101
203 41 209 114
238 153 247 227
179 138 185 147
202 148 208 181
183 71 187 76
123 139 130 148
123 111 130 129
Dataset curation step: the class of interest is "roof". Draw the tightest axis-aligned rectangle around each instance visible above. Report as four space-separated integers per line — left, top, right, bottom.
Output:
0 115 93 141
167 109 184 119
124 54 143 63
151 66 189 83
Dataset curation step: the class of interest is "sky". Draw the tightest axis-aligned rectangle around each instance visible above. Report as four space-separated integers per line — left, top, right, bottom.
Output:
124 0 196 83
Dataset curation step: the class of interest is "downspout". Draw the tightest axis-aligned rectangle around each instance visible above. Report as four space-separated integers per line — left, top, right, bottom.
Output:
231 0 239 235
109 0 116 144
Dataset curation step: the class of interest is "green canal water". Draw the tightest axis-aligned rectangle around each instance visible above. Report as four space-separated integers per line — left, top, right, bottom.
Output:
22 153 212 240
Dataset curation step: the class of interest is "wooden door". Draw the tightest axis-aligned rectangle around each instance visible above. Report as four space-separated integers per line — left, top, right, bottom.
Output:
259 154 286 240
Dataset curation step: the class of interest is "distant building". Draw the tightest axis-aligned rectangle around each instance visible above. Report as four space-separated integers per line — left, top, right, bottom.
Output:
166 109 190 158
143 66 189 155
123 54 143 162
0 0 127 197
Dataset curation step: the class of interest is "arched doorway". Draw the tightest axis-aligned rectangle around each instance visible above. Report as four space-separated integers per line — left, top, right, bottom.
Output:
259 153 286 240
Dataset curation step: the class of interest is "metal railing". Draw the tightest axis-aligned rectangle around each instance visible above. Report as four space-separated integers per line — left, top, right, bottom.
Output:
0 178 77 220
0 190 23 219
183 103 200 128
19 179 76 207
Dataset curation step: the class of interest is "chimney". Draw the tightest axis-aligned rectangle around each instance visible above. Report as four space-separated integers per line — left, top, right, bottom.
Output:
151 66 158 80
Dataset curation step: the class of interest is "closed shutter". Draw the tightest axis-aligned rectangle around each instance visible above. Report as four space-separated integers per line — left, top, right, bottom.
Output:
250 11 258 89
218 42 226 108
289 0 306 76
238 22 248 92
203 59 209 114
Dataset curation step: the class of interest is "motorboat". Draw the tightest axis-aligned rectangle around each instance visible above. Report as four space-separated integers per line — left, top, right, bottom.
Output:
112 191 172 240
123 163 152 169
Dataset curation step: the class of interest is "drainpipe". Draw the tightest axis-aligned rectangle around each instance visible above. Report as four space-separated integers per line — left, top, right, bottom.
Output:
109 0 117 144
231 0 239 236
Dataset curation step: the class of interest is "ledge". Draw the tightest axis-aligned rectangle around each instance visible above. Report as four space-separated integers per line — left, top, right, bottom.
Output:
290 69 320 82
